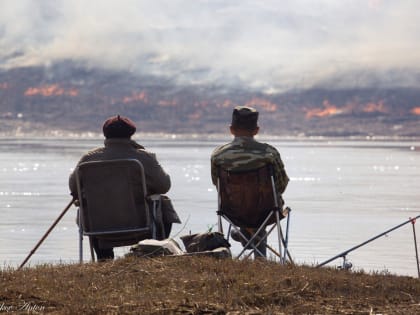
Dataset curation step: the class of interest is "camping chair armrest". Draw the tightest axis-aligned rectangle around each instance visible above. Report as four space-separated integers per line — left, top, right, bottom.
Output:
147 194 161 202
282 206 291 217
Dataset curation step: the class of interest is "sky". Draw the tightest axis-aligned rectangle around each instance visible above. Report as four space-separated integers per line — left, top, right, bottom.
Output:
1 0 420 91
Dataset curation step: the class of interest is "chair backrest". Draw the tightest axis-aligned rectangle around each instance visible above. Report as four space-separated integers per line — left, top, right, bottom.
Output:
218 164 277 228
75 159 152 246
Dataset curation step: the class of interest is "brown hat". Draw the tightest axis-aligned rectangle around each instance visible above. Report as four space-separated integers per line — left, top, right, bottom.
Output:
231 106 259 130
102 115 136 138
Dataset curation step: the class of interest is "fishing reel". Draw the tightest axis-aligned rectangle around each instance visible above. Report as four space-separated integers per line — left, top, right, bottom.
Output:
338 255 353 271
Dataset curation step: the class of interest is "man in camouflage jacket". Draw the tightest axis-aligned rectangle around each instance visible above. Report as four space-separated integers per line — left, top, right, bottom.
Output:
211 106 289 257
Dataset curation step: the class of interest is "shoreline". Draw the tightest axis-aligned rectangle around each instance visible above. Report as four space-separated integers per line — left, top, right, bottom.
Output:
1 130 420 142
2 256 420 314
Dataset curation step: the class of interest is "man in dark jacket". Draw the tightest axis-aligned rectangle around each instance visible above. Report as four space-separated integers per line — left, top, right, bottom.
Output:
69 115 180 260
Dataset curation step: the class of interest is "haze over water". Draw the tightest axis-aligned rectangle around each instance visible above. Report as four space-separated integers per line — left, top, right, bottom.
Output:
0 136 419 277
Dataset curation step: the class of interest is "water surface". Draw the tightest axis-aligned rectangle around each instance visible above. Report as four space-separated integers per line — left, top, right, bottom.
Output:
0 137 419 276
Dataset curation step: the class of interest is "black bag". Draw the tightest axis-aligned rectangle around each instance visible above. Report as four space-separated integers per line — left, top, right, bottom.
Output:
180 232 231 253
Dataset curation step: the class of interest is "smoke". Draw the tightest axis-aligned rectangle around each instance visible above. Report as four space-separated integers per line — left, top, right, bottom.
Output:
1 0 420 91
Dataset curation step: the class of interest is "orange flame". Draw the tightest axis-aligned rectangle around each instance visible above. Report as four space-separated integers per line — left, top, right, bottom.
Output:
218 97 277 111
0 83 9 89
24 84 78 97
243 97 278 112
158 99 178 107
411 107 420 115
122 91 148 104
362 101 387 113
305 100 341 119
193 101 210 108
219 100 236 108
188 112 202 120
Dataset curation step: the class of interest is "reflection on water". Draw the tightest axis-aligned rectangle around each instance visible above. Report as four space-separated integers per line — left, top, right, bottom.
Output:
0 137 419 277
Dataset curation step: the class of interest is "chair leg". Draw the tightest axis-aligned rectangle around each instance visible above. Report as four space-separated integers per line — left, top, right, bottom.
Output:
148 196 165 239
228 212 274 259
226 224 232 242
217 214 223 234
265 244 282 258
244 226 282 260
79 226 83 264
217 178 222 235
220 212 289 261
89 237 95 262
156 198 165 239
239 217 293 263
277 220 294 264
78 208 83 263
220 215 256 258
275 210 283 264
233 225 266 259
152 201 157 239
282 210 291 263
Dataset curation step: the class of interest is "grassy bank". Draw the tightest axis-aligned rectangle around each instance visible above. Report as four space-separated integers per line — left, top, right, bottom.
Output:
1 256 420 314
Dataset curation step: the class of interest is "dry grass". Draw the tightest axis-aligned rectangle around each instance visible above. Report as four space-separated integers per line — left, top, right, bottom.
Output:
1 256 420 314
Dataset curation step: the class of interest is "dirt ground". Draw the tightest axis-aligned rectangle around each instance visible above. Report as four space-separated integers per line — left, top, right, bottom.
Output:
1 256 420 314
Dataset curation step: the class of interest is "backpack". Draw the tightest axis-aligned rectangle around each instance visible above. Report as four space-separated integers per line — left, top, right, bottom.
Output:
180 232 231 253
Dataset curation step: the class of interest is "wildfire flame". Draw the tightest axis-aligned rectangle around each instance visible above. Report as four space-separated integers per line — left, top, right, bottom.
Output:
188 112 202 120
218 97 278 112
0 83 9 89
193 101 210 108
158 99 178 107
24 84 78 97
305 99 391 119
219 100 236 108
243 97 278 112
411 107 420 115
122 91 148 104
305 100 341 119
362 101 387 113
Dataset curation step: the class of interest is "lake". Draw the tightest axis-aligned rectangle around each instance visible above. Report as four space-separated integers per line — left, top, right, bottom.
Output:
0 136 419 277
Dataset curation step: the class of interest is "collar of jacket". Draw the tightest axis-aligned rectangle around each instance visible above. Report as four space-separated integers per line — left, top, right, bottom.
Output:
233 136 256 143
104 138 133 146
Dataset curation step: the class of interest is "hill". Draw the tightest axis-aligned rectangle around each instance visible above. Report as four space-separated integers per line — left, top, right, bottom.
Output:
2 256 420 314
1 61 419 137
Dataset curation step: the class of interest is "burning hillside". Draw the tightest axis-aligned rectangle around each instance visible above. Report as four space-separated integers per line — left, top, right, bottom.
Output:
24 84 79 97
0 62 419 137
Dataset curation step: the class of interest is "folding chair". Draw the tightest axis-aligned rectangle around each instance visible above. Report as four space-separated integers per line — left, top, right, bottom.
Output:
75 159 164 262
216 164 292 263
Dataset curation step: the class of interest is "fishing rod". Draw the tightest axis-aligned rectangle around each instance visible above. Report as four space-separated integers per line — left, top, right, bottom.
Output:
317 214 420 277
18 198 75 270
411 217 420 278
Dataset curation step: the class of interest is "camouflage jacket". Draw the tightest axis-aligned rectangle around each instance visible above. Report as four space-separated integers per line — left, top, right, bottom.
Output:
211 136 289 196
69 138 171 197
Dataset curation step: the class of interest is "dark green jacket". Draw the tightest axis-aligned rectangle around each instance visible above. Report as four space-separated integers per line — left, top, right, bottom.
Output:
211 136 289 197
